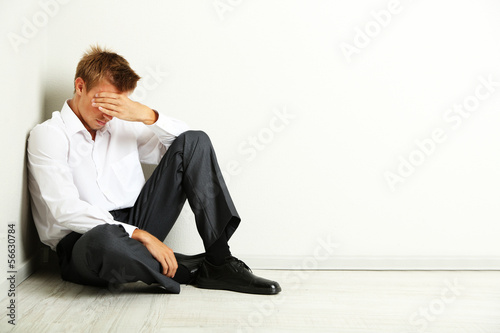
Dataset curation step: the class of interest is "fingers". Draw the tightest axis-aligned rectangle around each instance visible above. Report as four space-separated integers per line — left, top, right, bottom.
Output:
165 254 178 278
92 95 120 108
167 250 178 278
97 106 119 118
93 101 120 112
92 93 123 111
93 96 120 105
134 230 179 278
92 96 123 118
92 93 134 121
160 259 169 276
92 92 148 123
171 254 178 276
94 92 120 99
161 251 178 278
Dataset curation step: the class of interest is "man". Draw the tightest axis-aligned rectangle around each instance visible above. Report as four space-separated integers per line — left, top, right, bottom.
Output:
27 45 281 295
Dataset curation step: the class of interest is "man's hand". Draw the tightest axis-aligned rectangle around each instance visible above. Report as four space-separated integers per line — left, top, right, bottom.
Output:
92 92 158 125
132 229 178 278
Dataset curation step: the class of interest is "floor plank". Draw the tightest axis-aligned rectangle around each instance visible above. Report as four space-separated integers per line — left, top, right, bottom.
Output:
1 266 499 332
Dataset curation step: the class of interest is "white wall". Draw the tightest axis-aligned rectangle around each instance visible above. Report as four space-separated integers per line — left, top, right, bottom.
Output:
0 1 47 296
3 0 500 272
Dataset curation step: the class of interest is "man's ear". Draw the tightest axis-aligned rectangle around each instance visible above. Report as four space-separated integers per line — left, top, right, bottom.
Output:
74 77 85 96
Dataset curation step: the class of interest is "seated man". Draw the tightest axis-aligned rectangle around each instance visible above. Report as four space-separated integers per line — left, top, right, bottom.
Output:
27 45 280 295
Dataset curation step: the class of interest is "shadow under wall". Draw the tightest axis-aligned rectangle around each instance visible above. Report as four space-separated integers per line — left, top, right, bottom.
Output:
42 82 72 121
22 84 75 271
21 136 44 269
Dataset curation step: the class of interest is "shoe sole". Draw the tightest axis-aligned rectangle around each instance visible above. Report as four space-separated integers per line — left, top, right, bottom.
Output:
195 277 281 295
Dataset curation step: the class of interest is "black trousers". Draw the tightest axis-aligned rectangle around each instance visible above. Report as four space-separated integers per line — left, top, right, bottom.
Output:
56 131 240 293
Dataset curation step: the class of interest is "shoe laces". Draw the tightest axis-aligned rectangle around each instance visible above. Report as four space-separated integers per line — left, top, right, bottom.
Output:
228 256 252 273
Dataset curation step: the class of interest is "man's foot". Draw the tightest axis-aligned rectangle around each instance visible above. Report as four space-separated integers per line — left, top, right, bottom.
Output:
195 256 281 295
174 253 206 284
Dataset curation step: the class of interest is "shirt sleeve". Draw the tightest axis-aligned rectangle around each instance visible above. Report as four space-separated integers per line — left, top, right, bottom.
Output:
147 111 190 145
27 125 138 238
135 111 190 164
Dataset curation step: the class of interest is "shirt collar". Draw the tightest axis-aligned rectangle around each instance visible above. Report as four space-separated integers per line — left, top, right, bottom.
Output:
60 99 111 137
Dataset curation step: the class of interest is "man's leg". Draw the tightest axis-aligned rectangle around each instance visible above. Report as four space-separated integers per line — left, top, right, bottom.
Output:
125 130 280 294
126 130 240 252
57 130 238 292
59 130 279 294
69 224 182 292
128 130 280 294
57 224 202 293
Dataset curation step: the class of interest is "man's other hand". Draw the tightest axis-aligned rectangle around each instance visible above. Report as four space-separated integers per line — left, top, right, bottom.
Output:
92 92 158 125
131 229 178 278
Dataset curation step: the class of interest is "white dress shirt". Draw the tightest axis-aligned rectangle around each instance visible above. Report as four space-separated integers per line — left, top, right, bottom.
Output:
27 100 189 250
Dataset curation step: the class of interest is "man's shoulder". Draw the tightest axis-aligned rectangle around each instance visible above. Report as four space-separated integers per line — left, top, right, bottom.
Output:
31 111 65 132
28 112 68 148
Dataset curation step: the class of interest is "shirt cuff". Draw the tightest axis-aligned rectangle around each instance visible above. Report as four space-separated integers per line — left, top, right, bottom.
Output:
118 222 138 238
146 111 189 142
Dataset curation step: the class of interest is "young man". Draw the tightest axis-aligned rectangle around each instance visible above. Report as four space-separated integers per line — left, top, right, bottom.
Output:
27 45 281 295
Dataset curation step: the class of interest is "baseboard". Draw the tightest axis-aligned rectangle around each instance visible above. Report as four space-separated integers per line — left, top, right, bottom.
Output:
0 252 41 302
242 255 500 270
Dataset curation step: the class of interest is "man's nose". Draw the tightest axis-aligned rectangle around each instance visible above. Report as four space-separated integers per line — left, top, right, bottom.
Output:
102 113 113 121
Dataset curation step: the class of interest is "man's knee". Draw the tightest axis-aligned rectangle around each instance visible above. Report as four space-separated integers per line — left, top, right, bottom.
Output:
180 130 212 147
75 224 127 257
70 224 133 285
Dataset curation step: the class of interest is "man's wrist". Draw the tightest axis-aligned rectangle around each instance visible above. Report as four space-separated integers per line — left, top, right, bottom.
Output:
132 228 148 243
143 108 159 125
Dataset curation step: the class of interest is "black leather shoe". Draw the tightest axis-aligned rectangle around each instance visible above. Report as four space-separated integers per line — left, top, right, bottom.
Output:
174 253 206 284
195 256 281 295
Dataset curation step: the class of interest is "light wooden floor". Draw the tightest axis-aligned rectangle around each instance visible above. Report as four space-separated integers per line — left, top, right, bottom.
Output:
1 265 499 332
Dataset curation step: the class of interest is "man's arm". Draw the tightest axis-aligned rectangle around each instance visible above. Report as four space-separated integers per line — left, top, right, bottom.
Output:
27 125 138 239
93 92 189 164
92 92 158 125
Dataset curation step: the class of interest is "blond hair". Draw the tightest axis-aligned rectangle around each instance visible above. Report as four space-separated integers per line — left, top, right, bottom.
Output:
74 45 140 93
